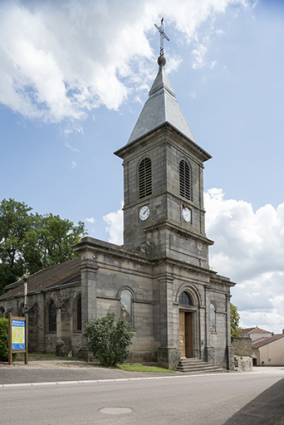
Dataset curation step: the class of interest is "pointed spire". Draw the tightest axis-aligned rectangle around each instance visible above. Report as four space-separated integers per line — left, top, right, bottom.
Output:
127 56 196 145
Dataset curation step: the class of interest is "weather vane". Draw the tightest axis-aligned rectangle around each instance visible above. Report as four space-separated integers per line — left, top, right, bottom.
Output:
154 17 170 56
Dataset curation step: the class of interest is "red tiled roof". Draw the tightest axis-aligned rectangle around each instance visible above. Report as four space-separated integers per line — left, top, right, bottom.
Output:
240 327 271 336
0 258 81 300
252 334 284 349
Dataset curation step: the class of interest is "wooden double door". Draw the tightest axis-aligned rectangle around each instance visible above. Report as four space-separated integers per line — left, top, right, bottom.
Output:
179 311 193 358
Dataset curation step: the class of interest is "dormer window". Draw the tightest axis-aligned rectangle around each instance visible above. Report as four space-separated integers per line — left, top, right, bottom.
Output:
179 160 191 200
139 158 152 199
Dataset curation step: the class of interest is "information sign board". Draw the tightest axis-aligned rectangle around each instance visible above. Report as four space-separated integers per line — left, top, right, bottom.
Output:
12 319 26 350
8 313 28 365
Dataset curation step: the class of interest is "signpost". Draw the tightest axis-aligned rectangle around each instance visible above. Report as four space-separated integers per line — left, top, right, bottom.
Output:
8 312 28 365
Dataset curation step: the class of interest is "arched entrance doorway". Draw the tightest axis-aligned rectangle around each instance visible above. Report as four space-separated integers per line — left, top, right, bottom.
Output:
179 291 194 358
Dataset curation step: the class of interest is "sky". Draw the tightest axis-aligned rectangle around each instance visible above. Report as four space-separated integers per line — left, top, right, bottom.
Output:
0 0 284 334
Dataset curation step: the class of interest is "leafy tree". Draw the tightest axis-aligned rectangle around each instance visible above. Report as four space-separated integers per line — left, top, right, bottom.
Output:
23 213 85 274
83 313 134 366
0 198 86 293
0 199 32 288
230 302 241 340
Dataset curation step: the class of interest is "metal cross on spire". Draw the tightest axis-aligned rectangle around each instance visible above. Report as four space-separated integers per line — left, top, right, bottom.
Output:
154 17 170 56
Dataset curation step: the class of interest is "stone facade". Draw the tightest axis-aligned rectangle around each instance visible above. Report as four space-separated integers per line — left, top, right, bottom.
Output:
0 54 236 370
0 278 82 356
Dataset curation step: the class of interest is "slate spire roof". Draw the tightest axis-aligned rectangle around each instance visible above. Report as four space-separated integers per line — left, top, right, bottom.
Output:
127 55 196 145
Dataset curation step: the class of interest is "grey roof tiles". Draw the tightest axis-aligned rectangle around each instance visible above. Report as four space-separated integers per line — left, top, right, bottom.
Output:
127 60 196 145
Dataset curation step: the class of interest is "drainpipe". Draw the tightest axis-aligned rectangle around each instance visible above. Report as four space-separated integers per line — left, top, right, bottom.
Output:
23 277 28 308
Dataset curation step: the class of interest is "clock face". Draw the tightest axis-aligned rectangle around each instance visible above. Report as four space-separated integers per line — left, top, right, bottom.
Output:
182 207 191 223
139 205 150 221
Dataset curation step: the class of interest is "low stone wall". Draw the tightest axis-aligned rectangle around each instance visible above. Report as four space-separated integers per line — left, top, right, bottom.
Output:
234 356 253 371
232 337 252 357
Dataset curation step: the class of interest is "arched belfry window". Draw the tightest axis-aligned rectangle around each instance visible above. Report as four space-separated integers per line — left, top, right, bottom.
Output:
49 300 56 333
179 291 193 306
210 303 216 331
120 290 133 325
139 158 152 199
179 160 191 200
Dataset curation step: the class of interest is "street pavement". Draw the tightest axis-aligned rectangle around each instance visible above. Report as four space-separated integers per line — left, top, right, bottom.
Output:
1 362 284 424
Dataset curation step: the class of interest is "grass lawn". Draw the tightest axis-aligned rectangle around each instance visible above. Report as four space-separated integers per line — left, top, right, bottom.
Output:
117 364 175 373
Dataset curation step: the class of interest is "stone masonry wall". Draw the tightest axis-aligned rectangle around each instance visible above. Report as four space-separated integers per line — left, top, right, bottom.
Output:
232 337 252 357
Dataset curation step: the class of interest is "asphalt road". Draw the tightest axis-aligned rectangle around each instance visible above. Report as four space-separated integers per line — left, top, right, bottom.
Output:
1 368 284 425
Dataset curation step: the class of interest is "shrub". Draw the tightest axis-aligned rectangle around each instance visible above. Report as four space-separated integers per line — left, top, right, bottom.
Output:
83 312 133 367
0 316 18 362
0 317 9 361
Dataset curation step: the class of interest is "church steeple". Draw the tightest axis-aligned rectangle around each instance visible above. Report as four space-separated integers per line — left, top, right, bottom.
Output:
127 57 196 145
115 21 213 263
128 18 196 146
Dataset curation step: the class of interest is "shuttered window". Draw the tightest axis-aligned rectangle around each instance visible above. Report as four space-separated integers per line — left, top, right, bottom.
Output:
179 160 191 200
139 158 152 199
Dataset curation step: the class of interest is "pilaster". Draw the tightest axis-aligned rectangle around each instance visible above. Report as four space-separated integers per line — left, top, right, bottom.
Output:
156 274 179 369
205 286 214 364
80 258 99 353
226 294 234 370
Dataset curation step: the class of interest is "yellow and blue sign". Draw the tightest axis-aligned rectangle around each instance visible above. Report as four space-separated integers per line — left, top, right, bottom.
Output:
12 319 26 350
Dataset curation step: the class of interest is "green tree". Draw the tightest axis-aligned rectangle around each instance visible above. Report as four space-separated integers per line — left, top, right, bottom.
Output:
83 313 134 366
230 302 241 340
0 199 32 289
0 198 86 293
23 213 85 274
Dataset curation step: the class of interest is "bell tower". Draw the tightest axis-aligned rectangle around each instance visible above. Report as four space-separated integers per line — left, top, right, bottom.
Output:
115 21 213 268
115 64 213 268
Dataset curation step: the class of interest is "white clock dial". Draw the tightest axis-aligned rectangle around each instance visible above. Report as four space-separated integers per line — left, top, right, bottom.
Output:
182 207 191 222
139 205 150 221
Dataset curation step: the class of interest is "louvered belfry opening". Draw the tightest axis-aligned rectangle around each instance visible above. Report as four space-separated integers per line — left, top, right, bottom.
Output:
179 159 191 200
139 158 152 199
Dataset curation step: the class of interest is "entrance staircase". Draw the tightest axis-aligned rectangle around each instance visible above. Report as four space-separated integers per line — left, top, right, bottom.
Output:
176 358 227 374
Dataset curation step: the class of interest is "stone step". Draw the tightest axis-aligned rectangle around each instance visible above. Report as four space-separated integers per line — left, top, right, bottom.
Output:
177 364 222 370
177 358 226 374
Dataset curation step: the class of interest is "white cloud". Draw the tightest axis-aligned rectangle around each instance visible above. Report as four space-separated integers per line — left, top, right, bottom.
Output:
85 217 95 224
65 141 80 153
0 0 250 124
192 43 209 69
71 161 76 168
103 201 124 245
205 188 284 333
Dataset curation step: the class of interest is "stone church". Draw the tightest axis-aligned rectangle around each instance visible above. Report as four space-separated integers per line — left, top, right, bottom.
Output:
0 51 236 370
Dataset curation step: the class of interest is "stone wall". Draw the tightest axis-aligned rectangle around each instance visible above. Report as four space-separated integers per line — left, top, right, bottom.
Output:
232 336 252 357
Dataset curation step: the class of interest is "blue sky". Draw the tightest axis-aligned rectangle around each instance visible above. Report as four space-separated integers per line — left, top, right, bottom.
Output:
1 0 284 333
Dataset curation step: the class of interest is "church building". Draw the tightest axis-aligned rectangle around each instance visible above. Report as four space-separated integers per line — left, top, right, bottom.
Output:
0 34 236 370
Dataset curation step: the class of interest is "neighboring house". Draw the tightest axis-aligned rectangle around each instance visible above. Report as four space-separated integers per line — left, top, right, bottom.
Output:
240 327 273 342
252 334 284 366
0 49 237 370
